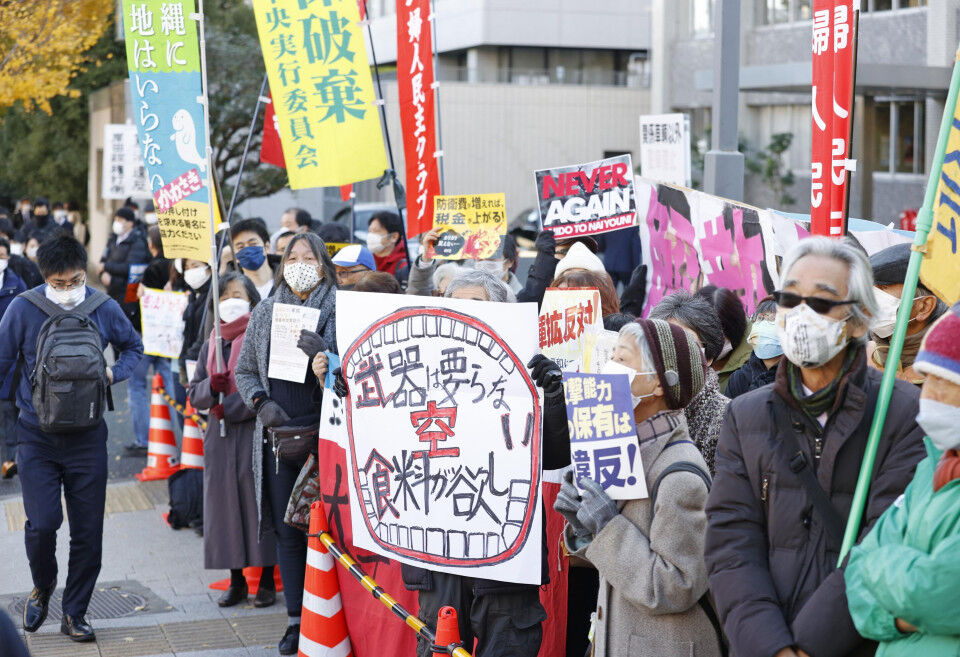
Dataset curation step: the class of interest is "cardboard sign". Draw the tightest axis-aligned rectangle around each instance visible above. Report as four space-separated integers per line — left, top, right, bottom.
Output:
534 154 637 238
427 193 507 260
639 113 690 187
139 288 189 358
564 372 645 500
538 287 603 371
335 291 542 584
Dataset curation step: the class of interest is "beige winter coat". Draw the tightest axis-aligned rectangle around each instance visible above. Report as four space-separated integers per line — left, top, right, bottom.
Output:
565 413 723 657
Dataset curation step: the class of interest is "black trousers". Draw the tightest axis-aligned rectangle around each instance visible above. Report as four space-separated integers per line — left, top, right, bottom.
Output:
17 419 107 618
262 449 307 617
416 573 545 657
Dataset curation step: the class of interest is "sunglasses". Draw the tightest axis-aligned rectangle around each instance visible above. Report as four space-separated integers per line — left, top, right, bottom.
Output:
772 290 854 315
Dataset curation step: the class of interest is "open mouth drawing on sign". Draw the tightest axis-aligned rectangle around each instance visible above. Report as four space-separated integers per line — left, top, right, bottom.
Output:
342 307 541 568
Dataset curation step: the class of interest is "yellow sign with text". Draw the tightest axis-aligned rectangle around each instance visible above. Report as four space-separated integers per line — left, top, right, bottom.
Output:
428 193 507 260
156 199 222 263
252 0 388 189
921 99 960 304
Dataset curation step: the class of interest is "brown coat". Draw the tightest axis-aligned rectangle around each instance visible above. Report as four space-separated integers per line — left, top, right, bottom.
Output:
566 414 723 657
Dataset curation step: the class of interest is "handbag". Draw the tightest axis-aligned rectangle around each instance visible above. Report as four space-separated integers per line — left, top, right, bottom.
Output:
266 423 319 472
284 454 320 532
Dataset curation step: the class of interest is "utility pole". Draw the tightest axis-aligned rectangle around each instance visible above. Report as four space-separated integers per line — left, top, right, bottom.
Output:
703 0 745 200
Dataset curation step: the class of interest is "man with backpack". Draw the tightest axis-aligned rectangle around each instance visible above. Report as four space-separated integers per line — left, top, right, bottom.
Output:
0 235 143 642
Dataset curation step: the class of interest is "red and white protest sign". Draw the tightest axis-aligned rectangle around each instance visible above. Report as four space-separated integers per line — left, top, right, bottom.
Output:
260 92 286 169
153 168 204 213
830 0 856 237
534 155 638 238
397 0 441 238
810 0 835 236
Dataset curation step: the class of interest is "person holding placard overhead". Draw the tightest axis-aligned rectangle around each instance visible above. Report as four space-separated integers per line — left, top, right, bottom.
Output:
234 232 337 656
554 318 723 657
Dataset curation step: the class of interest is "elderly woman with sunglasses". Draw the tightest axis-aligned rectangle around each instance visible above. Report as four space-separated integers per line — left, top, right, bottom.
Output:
704 236 926 657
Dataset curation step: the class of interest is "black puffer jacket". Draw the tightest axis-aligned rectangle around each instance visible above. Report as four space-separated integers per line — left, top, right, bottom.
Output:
725 352 779 399
705 349 925 657
100 226 150 330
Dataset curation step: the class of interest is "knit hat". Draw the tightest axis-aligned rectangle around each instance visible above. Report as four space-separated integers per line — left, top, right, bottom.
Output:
554 241 606 277
914 302 960 386
114 207 136 223
636 317 707 410
332 244 377 271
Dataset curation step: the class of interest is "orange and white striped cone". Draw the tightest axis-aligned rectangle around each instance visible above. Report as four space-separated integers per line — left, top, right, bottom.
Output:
179 401 204 470
299 501 352 657
135 373 180 481
432 606 463 657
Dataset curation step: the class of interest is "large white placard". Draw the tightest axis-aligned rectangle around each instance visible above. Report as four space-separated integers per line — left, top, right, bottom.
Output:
335 291 543 585
268 303 322 383
139 288 189 358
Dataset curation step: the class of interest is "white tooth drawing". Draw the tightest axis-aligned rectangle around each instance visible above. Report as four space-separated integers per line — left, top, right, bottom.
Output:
170 109 207 173
337 294 542 584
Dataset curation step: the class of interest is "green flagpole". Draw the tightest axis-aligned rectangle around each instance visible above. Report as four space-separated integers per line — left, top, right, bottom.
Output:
838 44 960 565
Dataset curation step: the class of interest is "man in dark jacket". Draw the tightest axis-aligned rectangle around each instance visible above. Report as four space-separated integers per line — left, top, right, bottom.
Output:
0 219 42 288
99 207 150 329
0 238 27 478
0 236 143 641
705 237 926 657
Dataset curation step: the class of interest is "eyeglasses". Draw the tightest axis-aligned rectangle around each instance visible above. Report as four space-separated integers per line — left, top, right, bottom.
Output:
773 290 854 315
49 274 85 292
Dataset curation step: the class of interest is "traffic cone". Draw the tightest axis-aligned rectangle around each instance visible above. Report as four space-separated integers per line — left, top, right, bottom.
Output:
179 401 204 470
209 566 284 594
135 373 180 481
299 501 352 657
432 606 463 657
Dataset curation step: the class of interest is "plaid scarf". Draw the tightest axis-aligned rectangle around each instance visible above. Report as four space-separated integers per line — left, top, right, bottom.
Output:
786 344 861 424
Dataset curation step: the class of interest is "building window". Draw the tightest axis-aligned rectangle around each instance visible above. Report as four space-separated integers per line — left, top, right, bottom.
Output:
691 0 714 35
761 0 791 24
875 99 925 174
865 0 926 10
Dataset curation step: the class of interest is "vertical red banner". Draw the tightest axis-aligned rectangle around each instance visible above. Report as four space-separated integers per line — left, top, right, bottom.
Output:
397 0 441 238
811 0 835 236
260 92 286 169
830 0 855 236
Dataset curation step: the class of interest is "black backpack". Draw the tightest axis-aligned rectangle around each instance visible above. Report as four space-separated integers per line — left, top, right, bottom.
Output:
22 288 112 434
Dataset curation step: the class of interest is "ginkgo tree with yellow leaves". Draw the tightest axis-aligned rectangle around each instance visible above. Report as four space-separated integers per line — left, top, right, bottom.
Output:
0 0 115 113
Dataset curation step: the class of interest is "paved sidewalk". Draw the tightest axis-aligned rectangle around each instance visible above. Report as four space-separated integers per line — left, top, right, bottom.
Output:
0 479 288 657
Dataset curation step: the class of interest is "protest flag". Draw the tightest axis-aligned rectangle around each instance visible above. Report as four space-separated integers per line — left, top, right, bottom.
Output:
397 0 441 237
810 0 836 236
838 41 960 565
828 0 858 236
251 0 388 189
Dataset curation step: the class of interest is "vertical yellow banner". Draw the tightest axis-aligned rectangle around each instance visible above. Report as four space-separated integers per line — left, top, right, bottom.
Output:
252 0 388 189
921 99 960 304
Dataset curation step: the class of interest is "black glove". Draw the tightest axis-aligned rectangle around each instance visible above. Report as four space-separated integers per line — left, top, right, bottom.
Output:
297 329 325 359
257 399 290 428
619 263 648 317
332 367 348 398
534 229 556 258
527 354 563 398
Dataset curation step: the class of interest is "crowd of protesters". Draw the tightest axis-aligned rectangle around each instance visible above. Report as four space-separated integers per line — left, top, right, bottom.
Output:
0 196 958 657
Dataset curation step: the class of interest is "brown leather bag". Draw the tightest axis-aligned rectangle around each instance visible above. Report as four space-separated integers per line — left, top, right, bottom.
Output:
266 424 319 473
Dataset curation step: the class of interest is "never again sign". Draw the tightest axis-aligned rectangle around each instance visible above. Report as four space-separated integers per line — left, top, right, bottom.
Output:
534 154 638 237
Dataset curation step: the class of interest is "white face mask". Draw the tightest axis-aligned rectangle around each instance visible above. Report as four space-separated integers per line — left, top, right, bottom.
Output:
601 359 656 408
46 279 86 308
183 266 210 290
366 232 387 253
0 259 7 273
112 220 126 236
218 298 250 324
145 212 158 225
871 287 901 339
26 246 38 259
917 398 960 452
10 243 23 256
776 303 849 369
476 259 507 279
284 261 321 294
53 210 67 221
